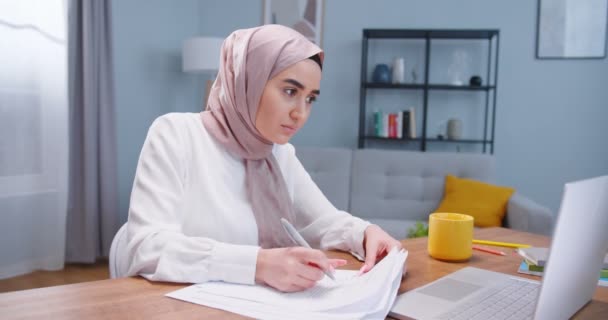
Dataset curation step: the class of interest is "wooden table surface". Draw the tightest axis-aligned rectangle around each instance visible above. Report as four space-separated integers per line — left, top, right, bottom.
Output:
0 227 606 319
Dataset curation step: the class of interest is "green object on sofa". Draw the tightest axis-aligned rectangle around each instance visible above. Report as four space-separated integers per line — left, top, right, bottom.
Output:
407 221 429 238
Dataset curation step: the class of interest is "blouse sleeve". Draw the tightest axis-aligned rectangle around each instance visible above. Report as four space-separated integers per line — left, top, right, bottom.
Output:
126 115 260 284
288 145 370 257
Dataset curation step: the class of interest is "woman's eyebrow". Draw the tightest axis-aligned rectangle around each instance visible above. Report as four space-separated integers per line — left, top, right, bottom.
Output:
282 78 320 95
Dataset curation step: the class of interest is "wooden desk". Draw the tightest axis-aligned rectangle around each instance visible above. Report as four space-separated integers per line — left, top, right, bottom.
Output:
0 228 606 319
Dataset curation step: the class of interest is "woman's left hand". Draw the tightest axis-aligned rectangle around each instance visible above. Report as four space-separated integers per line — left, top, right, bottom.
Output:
361 224 403 274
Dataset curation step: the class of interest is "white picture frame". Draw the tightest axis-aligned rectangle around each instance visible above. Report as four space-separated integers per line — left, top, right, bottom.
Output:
536 0 608 59
262 0 324 46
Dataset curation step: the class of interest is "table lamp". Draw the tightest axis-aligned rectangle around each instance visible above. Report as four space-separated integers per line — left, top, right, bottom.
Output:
182 36 224 109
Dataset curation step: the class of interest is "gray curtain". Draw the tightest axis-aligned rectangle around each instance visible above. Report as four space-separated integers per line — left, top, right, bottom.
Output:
66 0 119 263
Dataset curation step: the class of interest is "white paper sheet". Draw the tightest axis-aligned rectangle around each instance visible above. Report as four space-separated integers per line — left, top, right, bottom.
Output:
166 248 408 320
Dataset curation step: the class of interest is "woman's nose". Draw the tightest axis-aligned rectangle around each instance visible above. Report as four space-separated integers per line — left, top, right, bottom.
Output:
291 102 307 120
290 108 302 121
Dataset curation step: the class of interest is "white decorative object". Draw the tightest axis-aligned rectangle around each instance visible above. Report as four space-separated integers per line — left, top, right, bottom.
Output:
392 57 405 84
447 49 471 85
447 118 463 140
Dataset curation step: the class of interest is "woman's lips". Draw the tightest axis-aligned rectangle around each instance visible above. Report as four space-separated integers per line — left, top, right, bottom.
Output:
281 125 297 134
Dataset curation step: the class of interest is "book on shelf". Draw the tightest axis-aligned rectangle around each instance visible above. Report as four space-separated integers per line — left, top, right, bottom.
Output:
389 113 397 138
396 112 403 139
401 110 410 139
383 112 389 137
408 107 416 138
373 111 382 137
372 110 415 139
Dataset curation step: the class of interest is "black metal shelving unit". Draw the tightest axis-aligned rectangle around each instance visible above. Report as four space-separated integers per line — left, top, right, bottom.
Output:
358 29 500 154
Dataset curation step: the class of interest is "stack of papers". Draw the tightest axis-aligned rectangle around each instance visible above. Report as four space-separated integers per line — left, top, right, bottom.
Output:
166 248 408 319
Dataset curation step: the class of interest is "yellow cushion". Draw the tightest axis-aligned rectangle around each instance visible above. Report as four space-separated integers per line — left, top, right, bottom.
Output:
434 175 515 227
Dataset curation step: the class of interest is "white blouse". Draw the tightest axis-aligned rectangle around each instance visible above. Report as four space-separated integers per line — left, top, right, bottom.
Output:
126 113 370 285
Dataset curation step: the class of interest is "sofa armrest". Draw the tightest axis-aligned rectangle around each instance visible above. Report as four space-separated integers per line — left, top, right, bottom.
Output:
505 193 554 236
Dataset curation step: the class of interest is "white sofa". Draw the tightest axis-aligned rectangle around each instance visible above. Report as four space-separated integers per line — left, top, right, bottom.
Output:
296 147 554 239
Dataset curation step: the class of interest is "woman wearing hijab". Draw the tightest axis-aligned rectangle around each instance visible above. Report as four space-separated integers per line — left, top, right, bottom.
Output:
126 24 401 292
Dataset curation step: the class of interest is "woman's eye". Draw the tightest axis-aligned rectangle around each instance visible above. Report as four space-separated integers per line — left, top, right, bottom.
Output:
284 88 296 96
306 96 317 104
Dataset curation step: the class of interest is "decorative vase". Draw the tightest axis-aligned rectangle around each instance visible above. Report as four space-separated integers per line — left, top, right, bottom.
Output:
447 50 471 85
372 64 391 83
392 57 405 84
447 118 463 140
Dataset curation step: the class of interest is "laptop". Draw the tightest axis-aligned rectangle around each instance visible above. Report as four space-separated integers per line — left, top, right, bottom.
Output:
390 175 608 320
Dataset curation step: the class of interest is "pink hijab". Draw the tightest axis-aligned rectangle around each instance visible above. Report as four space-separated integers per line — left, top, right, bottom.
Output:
200 25 323 248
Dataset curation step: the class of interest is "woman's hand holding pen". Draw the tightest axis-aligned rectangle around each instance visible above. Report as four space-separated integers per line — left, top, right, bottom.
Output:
360 224 403 275
255 247 348 292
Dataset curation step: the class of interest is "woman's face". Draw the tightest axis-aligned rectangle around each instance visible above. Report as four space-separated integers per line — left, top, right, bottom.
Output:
255 59 321 144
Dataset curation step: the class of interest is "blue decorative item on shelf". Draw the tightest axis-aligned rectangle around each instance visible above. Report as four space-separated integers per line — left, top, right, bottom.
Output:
372 64 391 83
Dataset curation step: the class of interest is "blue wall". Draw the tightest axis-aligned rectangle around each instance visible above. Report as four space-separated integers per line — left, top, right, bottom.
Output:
113 0 201 222
112 0 262 222
113 0 608 222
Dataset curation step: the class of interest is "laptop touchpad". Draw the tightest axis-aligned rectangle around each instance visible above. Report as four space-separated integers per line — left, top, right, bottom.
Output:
418 278 482 302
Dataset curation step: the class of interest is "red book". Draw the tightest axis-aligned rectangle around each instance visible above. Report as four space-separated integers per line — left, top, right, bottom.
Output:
390 113 397 138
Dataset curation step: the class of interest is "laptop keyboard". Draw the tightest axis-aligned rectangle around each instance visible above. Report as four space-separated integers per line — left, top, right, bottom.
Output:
437 277 540 320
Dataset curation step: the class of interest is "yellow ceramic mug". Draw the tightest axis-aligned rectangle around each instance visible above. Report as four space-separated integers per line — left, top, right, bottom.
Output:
428 212 474 261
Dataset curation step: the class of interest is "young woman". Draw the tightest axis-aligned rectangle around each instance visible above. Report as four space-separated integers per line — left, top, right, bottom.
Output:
126 24 401 292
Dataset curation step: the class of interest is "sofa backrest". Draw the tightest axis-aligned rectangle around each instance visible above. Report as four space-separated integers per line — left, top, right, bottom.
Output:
295 147 352 210
295 147 496 222
349 149 496 221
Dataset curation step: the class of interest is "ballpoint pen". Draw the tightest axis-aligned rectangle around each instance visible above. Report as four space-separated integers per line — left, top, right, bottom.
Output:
280 218 336 280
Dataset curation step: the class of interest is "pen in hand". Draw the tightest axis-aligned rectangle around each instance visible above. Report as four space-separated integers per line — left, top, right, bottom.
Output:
280 218 336 280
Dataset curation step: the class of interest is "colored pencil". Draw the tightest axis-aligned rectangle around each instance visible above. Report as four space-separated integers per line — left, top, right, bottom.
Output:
472 239 531 249
472 245 506 256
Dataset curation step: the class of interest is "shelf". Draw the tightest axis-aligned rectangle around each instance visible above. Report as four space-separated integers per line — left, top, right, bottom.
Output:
363 136 491 144
364 83 495 91
362 136 422 142
428 84 495 91
426 138 492 144
363 29 499 40
363 83 426 89
358 28 499 154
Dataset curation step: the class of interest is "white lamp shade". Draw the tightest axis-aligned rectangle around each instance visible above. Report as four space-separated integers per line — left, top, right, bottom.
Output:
182 37 224 73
